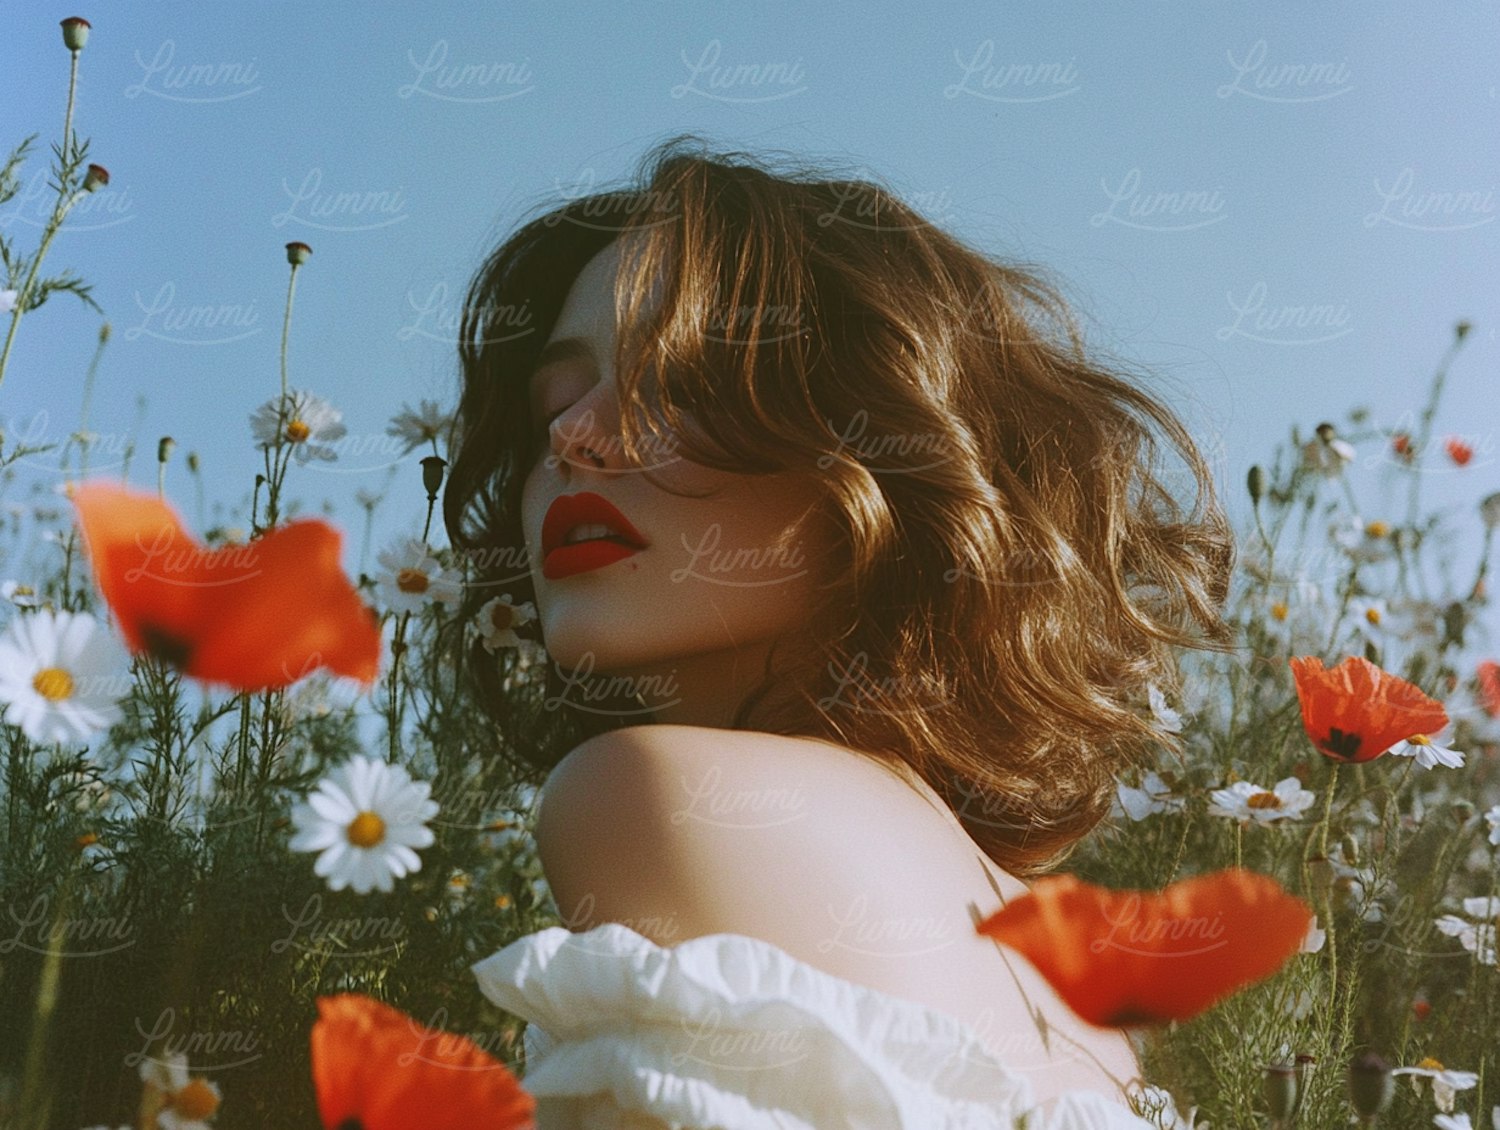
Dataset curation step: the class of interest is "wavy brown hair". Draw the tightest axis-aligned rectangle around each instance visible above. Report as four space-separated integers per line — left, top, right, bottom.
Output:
441 134 1239 878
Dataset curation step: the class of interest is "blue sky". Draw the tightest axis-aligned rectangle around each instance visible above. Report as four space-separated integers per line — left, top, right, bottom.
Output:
2 1 1497 677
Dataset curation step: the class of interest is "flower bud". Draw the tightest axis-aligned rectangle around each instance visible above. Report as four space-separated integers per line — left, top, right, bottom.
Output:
187 451 200 474
82 164 109 193
98 321 111 344
285 241 312 266
1348 1052 1393 1119
1480 492 1500 531
157 436 175 464
1456 320 1472 342
421 455 448 500
60 17 90 51
1264 1062 1298 1121
1315 422 1337 444
1247 464 1267 505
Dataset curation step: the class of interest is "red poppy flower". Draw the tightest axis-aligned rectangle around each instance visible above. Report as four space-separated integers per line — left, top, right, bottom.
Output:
1445 436 1474 466
310 994 535 1130
69 480 380 691
1288 655 1449 763
1391 432 1413 461
1477 660 1500 719
975 868 1312 1028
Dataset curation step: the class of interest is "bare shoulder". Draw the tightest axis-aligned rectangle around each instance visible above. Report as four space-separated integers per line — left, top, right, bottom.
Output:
534 723 988 947
535 724 1142 1104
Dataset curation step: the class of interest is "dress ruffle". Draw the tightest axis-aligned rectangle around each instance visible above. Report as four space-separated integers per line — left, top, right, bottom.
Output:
471 922 1158 1130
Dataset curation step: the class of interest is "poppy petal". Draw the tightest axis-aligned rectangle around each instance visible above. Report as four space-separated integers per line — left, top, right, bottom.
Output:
69 480 380 691
310 994 535 1130
976 867 1313 1027
1288 655 1449 763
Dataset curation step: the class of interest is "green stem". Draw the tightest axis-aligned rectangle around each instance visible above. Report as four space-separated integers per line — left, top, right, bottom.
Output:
0 52 85 394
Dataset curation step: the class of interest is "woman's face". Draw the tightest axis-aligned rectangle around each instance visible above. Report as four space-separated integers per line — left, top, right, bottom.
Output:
520 240 837 702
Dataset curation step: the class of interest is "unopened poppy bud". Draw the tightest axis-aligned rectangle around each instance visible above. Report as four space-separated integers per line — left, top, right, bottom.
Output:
285 241 312 266
420 455 448 500
1315 422 1337 444
187 451 200 474
1349 405 1369 424
1338 834 1359 866
82 164 109 193
1456 320 1472 342
60 16 90 51
1348 1052 1393 1118
1247 464 1267 504
98 321 111 344
157 436 175 464
1450 798 1475 823
1480 492 1500 531
1264 1062 1298 1121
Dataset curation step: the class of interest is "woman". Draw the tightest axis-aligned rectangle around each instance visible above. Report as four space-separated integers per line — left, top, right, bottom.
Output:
444 136 1237 1128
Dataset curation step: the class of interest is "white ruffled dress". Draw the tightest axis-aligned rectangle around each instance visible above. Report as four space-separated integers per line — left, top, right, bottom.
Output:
471 922 1161 1129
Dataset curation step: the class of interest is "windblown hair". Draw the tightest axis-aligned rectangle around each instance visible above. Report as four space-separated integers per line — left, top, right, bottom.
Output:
442 134 1238 878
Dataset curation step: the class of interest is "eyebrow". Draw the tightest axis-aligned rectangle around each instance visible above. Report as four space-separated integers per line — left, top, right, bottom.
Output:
527 337 597 401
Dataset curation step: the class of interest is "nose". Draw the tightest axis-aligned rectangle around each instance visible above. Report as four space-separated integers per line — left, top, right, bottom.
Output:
545 388 618 474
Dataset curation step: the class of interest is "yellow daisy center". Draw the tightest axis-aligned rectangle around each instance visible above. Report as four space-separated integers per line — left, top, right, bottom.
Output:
74 832 98 850
397 568 430 594
1270 601 1289 622
13 584 34 597
489 602 516 630
495 894 512 910
347 811 386 848
1365 607 1381 624
285 419 311 443
1417 1055 1444 1072
170 1078 220 1121
1365 520 1390 538
1407 734 1431 746
32 667 74 701
1247 791 1283 810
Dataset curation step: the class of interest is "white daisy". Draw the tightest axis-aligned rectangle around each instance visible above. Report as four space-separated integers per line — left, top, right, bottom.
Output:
372 537 461 613
1126 1081 1202 1129
1392 1058 1479 1114
1434 1114 1472 1130
1433 898 1500 966
288 755 439 894
138 1050 221 1129
1114 770 1185 822
1146 683 1183 733
0 609 131 746
386 399 454 456
0 289 17 315
1348 596 1391 645
475 594 537 654
1387 730 1466 771
249 389 347 464
1330 515 1397 564
0 580 39 607
1300 914 1326 953
1207 777 1317 825
1484 803 1500 846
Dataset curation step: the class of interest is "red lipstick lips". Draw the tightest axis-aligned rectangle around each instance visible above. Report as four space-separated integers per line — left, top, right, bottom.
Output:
541 491 649 580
